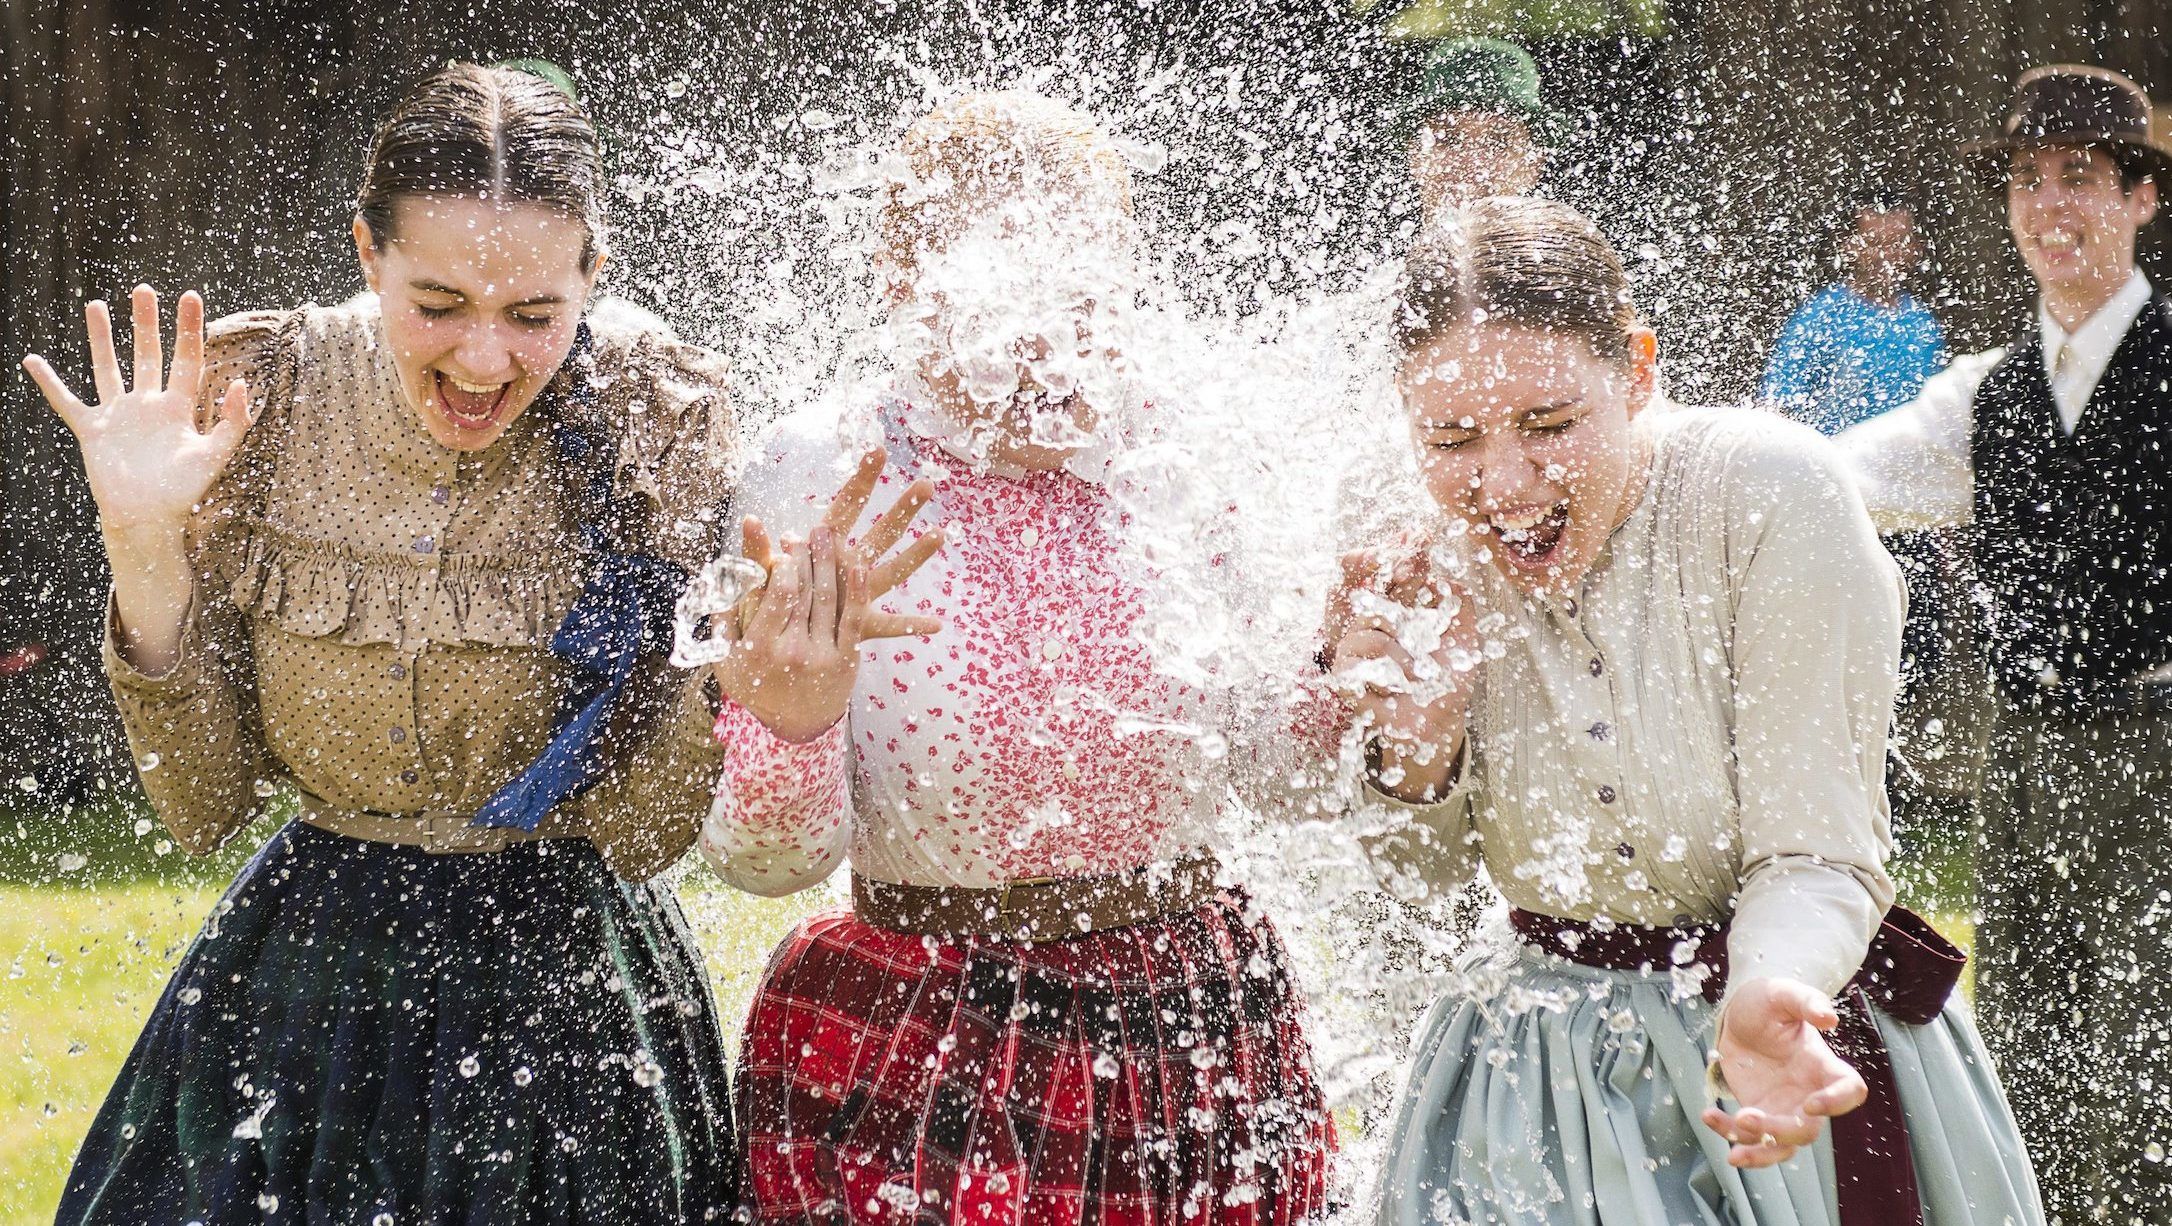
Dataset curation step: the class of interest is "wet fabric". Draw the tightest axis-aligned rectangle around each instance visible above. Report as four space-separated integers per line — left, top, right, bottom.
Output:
736 895 1334 1226
57 821 739 1225
1363 406 1903 998
1761 284 1948 434
1975 704 2172 1224
103 298 735 880
1507 906 1967 1226
1373 929 2043 1226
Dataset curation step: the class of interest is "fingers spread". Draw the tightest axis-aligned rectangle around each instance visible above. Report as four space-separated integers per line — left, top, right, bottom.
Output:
745 537 804 645
807 527 841 643
131 285 164 394
741 515 779 570
202 379 254 459
858 478 935 557
861 611 944 640
172 291 207 409
870 528 944 595
21 355 88 432
86 300 123 403
822 447 888 537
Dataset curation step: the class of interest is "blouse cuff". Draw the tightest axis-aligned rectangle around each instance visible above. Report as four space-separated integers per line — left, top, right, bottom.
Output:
713 698 847 783
101 587 211 702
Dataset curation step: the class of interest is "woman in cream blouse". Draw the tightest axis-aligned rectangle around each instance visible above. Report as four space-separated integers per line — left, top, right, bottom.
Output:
25 65 739 1223
1338 198 2042 1224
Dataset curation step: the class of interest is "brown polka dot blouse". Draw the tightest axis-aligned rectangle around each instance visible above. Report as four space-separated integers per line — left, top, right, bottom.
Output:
101 297 737 881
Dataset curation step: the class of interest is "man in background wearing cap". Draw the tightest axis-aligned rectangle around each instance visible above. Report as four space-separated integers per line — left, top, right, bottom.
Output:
1841 63 2170 1215
1394 37 1566 224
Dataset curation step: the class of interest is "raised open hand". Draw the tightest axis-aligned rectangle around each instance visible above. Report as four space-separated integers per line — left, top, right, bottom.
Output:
22 287 252 543
1701 977 1869 1168
711 448 946 741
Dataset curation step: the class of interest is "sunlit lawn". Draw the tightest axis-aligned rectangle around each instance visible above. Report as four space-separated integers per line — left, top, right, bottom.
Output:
0 790 1979 1224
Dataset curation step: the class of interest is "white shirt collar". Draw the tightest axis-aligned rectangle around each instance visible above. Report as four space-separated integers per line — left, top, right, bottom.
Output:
891 393 1116 486
2037 269 2152 433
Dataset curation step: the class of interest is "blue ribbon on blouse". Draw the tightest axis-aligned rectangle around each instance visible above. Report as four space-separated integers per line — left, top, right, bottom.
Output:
469 325 692 833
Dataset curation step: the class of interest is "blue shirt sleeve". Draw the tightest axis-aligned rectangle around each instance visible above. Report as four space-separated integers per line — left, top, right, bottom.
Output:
1762 294 1833 409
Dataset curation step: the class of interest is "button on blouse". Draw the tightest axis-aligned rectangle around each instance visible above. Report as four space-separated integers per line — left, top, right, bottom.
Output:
1365 406 1903 997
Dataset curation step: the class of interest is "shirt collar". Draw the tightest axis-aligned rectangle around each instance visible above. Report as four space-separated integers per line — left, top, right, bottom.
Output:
2039 268 2153 369
890 391 1116 486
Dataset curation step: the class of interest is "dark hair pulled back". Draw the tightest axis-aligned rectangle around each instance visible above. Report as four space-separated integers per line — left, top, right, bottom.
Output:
357 62 606 269
1393 196 1639 368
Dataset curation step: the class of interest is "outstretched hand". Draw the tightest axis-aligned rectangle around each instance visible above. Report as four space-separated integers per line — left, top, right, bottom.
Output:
22 286 252 543
1701 977 1869 1168
711 448 945 742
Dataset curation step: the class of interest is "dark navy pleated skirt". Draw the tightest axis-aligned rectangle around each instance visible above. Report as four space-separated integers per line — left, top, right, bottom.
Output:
57 820 740 1225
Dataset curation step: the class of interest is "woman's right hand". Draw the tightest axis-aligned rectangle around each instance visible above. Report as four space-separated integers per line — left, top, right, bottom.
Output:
1328 541 1480 802
22 286 253 544
711 449 945 743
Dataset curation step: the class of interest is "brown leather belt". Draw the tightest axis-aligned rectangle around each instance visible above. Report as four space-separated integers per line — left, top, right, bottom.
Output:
297 792 586 855
851 855 1224 942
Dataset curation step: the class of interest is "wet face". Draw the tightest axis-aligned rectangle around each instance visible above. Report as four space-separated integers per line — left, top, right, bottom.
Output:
1402 321 1657 596
2006 146 2157 304
354 197 600 452
1408 112 1542 213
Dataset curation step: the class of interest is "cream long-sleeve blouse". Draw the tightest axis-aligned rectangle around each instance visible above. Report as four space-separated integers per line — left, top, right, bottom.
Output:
102 297 735 881
1372 405 1903 998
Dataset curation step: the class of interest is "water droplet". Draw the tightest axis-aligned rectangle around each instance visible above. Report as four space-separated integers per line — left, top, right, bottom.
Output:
133 818 154 837
15 776 37 793
1187 1045 1218 1070
631 1051 664 1088
800 108 838 130
56 852 87 873
2149 1141 2167 1163
180 986 203 1005
1092 1051 1121 1079
373 1214 396 1226
232 1113 262 1139
664 77 688 99
256 1192 279 1212
253 778 278 798
458 1054 480 1078
137 752 160 772
513 1066 533 1086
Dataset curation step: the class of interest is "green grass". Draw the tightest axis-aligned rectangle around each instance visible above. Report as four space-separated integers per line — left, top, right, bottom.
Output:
0 793 827 1224
0 789 1983 1224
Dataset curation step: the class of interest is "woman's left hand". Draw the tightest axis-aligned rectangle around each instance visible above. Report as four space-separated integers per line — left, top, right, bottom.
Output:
1700 977 1868 1168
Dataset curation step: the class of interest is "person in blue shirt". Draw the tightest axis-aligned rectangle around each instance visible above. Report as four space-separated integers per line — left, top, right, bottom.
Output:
1762 192 1949 433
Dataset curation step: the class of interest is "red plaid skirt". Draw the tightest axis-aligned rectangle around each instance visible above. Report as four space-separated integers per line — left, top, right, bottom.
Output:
736 890 1334 1226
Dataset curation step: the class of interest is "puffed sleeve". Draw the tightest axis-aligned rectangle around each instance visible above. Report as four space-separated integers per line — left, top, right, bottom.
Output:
576 329 740 881
1713 416 1901 1000
696 405 866 894
102 309 300 854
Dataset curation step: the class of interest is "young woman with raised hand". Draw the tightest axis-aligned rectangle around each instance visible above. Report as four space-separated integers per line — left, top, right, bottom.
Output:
27 63 749 1224
698 91 1335 1226
1341 197 2042 1225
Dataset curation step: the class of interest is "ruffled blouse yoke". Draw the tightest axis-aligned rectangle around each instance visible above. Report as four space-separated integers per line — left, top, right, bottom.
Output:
103 299 735 880
1371 407 1904 998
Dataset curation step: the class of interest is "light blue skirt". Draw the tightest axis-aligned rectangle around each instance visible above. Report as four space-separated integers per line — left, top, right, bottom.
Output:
1374 932 2044 1225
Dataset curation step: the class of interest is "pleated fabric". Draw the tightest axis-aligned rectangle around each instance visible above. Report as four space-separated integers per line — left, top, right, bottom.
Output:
737 893 1334 1226
1374 934 2043 1226
58 821 739 1225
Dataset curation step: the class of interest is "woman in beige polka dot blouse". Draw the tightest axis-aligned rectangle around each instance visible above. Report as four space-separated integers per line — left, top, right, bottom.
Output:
24 64 743 1224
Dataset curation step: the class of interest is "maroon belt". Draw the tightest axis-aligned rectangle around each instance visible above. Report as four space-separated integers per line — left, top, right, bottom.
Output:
1509 906 1964 1226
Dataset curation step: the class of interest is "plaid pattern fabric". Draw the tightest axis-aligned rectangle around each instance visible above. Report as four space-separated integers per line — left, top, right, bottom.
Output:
738 891 1334 1226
